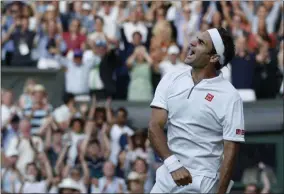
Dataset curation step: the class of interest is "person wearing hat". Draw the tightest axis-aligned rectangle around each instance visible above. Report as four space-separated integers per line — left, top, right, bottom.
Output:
81 3 95 34
159 44 189 77
127 171 145 194
23 84 53 135
1 149 22 194
58 178 81 194
54 47 96 96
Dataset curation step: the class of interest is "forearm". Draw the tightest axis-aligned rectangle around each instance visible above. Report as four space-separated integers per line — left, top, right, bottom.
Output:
148 122 171 160
217 141 239 194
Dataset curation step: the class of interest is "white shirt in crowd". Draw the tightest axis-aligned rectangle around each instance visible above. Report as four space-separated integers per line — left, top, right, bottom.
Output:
64 131 86 166
16 180 47 193
159 60 190 77
55 55 95 95
109 124 134 165
122 22 148 43
98 6 119 39
150 69 245 178
7 136 44 175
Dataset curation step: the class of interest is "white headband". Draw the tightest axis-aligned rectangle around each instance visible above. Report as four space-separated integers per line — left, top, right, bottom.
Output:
207 28 225 65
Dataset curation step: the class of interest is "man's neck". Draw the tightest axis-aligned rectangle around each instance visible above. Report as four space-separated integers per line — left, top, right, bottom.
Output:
191 66 217 85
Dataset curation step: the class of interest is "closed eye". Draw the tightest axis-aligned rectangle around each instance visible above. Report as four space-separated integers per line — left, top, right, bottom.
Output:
197 37 205 45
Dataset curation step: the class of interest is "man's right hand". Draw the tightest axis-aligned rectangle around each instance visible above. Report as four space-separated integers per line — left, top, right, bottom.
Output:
171 167 192 186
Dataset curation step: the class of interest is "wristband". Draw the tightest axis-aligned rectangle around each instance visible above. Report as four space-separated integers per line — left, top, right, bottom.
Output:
164 155 183 173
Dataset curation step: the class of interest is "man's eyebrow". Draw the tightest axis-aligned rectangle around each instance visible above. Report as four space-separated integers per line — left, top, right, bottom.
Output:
197 37 206 45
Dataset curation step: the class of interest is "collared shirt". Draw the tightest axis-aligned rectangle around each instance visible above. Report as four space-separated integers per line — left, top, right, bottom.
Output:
55 55 95 95
150 69 245 178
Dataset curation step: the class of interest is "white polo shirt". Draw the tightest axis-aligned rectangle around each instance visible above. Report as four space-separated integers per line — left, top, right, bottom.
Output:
150 69 245 178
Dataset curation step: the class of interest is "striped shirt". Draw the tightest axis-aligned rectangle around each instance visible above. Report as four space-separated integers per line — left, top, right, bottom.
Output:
23 104 53 134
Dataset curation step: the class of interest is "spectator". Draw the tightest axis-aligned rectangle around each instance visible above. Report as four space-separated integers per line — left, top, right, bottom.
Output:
132 157 153 193
240 1 281 34
88 16 107 46
95 39 123 99
252 41 281 99
58 178 81 194
23 84 53 134
2 115 20 153
126 171 145 194
248 18 277 53
45 129 65 169
1 89 18 129
36 20 67 70
97 2 119 41
121 5 149 45
1 149 23 193
55 49 95 96
64 117 86 167
110 108 134 166
80 3 95 35
16 154 53 193
230 36 254 89
6 119 44 175
63 19 86 52
52 92 76 129
97 161 127 193
18 79 37 109
1 16 36 66
126 45 153 101
159 45 189 77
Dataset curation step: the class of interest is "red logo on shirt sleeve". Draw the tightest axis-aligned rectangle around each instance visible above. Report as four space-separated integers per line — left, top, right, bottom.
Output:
205 93 214 102
236 129 245 135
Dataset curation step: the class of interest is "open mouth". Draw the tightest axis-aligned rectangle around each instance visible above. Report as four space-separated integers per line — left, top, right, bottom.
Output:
188 49 195 57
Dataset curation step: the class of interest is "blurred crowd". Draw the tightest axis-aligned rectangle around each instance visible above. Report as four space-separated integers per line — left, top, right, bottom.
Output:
1 1 283 193
1 1 283 101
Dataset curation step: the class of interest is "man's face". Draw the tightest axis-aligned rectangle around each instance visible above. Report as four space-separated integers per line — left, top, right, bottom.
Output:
70 20 80 33
20 120 31 137
103 161 114 177
33 91 45 103
169 54 178 64
257 6 267 19
184 31 214 69
2 91 13 106
116 111 126 125
133 33 142 45
87 142 100 157
73 56 82 65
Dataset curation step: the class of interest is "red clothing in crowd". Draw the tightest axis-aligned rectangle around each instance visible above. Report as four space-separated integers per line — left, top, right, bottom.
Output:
62 32 86 51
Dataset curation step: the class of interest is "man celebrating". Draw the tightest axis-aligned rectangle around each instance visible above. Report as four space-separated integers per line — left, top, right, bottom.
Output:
149 28 245 193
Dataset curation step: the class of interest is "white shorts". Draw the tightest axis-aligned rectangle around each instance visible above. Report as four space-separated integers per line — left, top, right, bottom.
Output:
150 165 219 193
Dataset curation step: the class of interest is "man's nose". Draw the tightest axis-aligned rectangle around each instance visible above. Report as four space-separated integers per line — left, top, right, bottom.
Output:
190 40 197 47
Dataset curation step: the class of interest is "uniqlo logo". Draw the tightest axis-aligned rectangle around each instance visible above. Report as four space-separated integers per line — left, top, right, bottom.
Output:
205 93 214 102
236 129 245 135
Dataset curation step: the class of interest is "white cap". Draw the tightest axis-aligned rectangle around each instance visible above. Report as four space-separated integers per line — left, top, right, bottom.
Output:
167 45 180 55
53 105 71 123
6 149 19 157
58 178 81 191
127 171 141 181
82 3 91 10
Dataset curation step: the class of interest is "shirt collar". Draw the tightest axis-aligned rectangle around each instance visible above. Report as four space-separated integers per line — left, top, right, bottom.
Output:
187 69 224 84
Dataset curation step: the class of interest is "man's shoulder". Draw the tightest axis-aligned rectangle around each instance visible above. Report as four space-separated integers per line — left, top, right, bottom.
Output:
220 79 242 102
162 68 191 83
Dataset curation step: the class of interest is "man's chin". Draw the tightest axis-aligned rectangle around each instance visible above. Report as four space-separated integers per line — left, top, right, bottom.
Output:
184 58 194 65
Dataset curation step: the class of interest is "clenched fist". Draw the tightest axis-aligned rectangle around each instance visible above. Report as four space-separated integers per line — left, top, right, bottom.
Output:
171 167 192 186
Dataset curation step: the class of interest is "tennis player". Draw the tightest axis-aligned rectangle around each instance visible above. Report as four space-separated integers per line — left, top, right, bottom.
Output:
149 27 245 193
